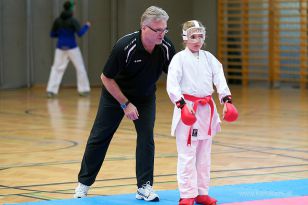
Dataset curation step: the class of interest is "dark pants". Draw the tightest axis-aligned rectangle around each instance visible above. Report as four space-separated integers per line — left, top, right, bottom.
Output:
78 90 156 188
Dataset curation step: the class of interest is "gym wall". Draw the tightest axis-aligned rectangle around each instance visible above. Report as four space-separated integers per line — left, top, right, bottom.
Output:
0 0 217 89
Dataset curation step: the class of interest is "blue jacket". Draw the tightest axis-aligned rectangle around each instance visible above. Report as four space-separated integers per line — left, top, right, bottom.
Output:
50 10 89 49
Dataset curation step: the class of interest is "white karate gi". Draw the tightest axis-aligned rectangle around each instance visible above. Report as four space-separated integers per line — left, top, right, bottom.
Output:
166 47 231 198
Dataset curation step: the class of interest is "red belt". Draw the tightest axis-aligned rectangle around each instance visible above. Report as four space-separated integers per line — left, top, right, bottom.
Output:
183 94 214 146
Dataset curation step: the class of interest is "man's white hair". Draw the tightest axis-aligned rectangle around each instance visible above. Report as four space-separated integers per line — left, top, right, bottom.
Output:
140 6 169 27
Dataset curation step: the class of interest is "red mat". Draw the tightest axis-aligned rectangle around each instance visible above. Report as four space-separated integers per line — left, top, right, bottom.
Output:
222 196 308 205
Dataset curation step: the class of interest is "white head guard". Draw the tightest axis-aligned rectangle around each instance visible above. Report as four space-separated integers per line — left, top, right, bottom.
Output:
182 20 206 42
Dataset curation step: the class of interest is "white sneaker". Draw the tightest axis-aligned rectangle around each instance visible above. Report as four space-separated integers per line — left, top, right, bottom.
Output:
136 181 159 202
74 182 90 198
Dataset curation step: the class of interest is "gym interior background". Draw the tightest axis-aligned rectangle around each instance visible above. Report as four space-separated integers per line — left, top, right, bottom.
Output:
0 0 307 204
1 0 306 89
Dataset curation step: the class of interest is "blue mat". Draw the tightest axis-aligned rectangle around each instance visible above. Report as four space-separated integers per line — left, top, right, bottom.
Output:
5 179 308 205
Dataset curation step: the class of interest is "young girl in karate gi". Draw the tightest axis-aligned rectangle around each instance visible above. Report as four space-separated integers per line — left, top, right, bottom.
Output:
167 20 233 205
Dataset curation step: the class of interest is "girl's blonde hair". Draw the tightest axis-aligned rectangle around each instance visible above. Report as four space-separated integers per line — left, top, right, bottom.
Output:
182 20 205 32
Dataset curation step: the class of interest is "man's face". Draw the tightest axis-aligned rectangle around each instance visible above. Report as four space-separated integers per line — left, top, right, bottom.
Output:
142 20 168 45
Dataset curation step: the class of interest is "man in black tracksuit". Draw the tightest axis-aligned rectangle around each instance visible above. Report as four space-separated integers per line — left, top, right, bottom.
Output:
74 6 176 202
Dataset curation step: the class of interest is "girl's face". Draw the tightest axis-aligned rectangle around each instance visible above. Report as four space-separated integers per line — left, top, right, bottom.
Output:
186 33 204 53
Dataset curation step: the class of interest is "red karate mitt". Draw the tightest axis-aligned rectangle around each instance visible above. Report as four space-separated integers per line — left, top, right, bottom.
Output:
181 104 196 126
223 103 238 122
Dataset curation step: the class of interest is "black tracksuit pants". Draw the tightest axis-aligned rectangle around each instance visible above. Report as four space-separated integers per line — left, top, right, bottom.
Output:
78 90 156 188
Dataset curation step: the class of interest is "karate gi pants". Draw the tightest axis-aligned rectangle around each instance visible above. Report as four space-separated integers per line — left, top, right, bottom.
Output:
47 47 90 94
175 121 212 198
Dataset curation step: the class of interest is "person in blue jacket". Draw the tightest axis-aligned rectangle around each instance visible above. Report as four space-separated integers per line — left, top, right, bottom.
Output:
46 0 91 97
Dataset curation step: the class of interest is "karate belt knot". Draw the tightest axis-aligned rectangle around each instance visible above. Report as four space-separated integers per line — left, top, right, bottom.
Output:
183 94 214 146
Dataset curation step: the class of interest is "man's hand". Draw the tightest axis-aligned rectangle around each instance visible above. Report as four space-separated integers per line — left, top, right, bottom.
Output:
123 102 139 120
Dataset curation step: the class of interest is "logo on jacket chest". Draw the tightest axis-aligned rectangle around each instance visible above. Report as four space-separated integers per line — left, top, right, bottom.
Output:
134 59 142 63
